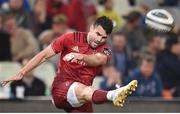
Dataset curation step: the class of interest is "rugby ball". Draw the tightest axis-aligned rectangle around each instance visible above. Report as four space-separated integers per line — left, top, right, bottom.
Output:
145 9 174 32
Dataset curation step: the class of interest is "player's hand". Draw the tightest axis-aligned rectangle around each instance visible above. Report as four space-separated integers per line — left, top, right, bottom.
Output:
63 53 86 66
70 53 86 65
0 72 24 87
70 53 84 61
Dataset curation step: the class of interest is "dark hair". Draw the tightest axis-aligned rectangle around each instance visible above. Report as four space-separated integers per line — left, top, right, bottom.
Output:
138 52 156 66
94 16 113 35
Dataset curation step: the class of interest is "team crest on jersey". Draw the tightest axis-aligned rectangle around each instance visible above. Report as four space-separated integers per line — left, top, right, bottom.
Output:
71 46 79 52
103 48 111 56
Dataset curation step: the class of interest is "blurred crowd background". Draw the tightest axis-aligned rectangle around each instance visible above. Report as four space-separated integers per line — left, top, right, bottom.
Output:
0 0 179 101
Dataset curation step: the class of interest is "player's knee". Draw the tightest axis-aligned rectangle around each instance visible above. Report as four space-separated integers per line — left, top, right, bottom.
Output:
75 83 95 102
80 86 95 101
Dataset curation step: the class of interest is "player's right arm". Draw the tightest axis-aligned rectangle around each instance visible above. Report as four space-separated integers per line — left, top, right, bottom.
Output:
0 45 56 86
0 33 72 86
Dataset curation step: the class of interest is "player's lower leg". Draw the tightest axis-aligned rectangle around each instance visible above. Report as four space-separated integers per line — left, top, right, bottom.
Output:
92 80 138 106
75 80 138 107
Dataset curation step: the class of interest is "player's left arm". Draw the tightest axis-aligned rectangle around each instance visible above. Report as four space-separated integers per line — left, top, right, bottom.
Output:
67 47 111 67
82 53 108 67
66 52 108 67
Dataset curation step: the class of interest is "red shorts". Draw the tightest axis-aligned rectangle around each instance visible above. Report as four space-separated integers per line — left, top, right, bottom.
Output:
51 81 93 112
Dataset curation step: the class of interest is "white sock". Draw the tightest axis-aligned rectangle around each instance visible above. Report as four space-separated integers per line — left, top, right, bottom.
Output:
106 90 116 101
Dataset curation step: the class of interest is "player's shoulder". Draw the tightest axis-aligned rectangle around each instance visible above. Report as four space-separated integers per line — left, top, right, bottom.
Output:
73 31 87 35
56 32 75 41
70 31 87 44
98 43 112 56
73 31 87 39
54 32 87 45
62 31 87 38
61 32 74 37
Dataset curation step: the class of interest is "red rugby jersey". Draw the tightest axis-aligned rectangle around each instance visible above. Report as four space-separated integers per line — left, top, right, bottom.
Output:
51 32 111 86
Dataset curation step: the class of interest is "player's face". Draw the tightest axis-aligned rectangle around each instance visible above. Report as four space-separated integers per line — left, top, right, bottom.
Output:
87 25 108 48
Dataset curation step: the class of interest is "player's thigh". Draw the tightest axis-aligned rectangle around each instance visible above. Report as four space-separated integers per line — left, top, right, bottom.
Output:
52 81 74 110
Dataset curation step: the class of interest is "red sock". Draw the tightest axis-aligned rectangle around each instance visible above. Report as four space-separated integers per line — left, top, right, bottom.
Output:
92 90 108 104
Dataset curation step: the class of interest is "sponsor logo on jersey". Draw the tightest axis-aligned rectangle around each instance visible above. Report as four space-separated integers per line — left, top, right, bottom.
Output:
103 48 111 56
71 46 79 52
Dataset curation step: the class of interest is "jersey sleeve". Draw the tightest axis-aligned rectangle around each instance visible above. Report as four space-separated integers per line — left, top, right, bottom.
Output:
99 45 112 62
51 33 73 53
